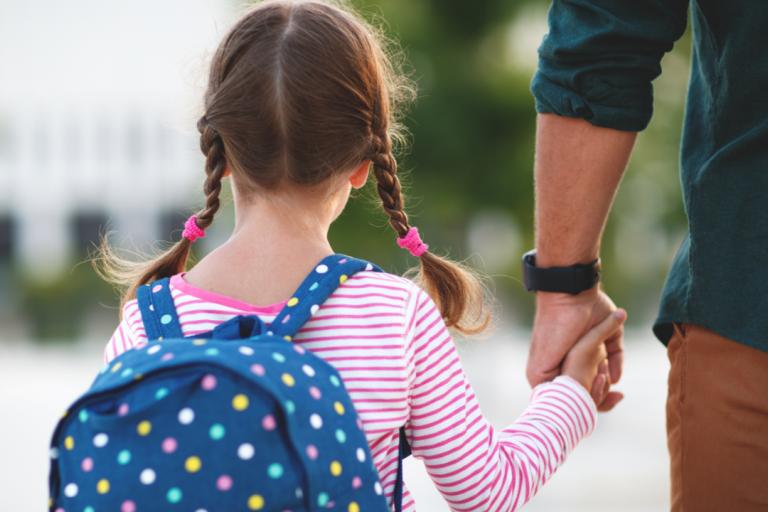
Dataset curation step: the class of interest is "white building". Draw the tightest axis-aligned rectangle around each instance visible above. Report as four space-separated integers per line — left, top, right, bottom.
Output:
0 0 235 277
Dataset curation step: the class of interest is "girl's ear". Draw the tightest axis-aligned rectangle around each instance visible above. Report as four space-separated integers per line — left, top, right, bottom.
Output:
349 160 370 189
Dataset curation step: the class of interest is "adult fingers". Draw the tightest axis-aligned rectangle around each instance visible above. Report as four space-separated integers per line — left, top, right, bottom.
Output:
605 327 625 384
597 391 624 412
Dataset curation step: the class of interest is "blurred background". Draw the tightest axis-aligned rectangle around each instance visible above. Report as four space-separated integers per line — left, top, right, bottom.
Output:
0 0 691 509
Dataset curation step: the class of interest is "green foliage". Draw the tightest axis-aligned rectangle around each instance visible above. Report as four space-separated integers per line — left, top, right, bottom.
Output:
18 262 114 341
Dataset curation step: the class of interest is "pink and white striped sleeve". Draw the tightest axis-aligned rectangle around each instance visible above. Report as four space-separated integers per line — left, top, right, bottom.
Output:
404 288 596 512
104 299 148 363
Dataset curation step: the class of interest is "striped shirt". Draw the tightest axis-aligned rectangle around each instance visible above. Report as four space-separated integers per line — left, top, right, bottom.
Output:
106 270 597 511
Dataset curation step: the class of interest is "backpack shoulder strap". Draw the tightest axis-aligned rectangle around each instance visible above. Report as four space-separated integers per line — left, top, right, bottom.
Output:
136 277 184 341
270 253 381 338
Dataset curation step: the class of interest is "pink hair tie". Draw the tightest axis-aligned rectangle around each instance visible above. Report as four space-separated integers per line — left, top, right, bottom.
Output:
397 227 429 257
182 215 206 243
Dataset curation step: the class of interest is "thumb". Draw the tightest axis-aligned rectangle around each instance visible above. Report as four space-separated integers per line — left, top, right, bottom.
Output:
575 309 627 351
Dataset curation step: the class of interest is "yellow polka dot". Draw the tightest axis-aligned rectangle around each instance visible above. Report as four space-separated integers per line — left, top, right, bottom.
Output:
64 436 75 450
137 420 152 436
248 494 265 510
111 362 123 373
287 297 299 307
283 335 292 342
97 478 110 494
330 460 342 477
133 373 144 381
48 498 53 508
348 502 360 512
281 373 295 387
192 338 207 346
339 274 348 284
334 402 345 415
185 455 202 473
61 410 68 419
232 394 249 411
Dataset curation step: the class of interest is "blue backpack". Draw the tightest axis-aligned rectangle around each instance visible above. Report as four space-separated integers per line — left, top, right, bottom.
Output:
49 254 410 512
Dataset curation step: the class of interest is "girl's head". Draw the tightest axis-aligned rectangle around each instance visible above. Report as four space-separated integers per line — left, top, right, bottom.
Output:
98 0 489 334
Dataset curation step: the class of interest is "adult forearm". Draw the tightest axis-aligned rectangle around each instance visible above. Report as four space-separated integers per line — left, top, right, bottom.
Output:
534 114 636 267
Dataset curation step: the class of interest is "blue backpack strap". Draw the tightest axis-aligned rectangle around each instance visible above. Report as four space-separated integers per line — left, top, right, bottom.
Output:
394 427 411 512
136 277 184 341
270 253 381 339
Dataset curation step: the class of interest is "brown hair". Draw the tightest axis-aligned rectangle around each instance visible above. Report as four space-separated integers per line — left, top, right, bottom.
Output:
96 0 489 334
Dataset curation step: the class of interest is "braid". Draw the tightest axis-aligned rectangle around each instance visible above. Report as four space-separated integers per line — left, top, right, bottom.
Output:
370 132 409 237
195 116 227 230
370 112 490 335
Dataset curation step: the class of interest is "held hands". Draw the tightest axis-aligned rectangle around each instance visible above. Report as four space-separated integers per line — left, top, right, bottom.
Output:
528 288 626 411
561 308 626 406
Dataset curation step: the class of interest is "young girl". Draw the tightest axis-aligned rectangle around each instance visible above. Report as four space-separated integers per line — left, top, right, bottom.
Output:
100 1 623 510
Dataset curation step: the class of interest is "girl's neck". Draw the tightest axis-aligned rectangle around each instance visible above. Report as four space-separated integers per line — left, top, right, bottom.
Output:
183 190 341 307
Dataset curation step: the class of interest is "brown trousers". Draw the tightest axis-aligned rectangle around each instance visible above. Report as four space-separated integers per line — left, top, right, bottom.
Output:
667 323 768 511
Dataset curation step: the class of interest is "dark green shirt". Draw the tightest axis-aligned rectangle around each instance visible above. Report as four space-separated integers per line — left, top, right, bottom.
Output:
531 1 768 351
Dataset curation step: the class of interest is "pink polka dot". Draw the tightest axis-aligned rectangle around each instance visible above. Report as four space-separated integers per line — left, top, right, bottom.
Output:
81 457 93 472
216 474 233 491
152 284 162 293
262 415 276 431
306 444 318 460
55 508 65 512
250 364 265 376
339 258 348 264
201 374 217 390
161 352 174 362
121 500 136 512
117 403 129 416
162 437 178 454
309 386 322 400
281 314 291 324
352 476 362 489
293 345 306 355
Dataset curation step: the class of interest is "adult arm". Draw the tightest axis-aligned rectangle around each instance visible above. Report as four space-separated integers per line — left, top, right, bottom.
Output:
527 0 689 407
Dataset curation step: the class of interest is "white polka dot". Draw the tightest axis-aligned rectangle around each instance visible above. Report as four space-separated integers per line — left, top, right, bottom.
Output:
140 468 156 485
64 483 78 497
374 482 383 495
194 509 208 512
147 345 161 355
310 413 323 429
365 263 373 271
310 305 319 315
178 408 195 425
93 433 109 448
267 331 274 336
49 447 59 460
239 346 255 356
315 264 328 274
238 443 255 460
356 448 366 463
302 364 316 377
295 487 303 499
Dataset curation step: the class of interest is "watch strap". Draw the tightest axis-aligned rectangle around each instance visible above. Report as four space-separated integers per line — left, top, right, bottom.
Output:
522 250 600 294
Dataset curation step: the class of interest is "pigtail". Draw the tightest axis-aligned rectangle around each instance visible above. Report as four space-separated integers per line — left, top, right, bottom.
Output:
370 114 490 336
94 116 227 312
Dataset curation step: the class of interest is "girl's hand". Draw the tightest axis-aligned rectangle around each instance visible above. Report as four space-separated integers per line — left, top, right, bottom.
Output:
561 309 627 403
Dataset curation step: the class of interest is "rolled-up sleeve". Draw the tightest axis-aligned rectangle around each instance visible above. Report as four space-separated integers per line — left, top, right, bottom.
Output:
531 0 689 131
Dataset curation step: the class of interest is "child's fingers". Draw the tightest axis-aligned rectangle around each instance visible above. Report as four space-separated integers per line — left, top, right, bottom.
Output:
590 373 607 404
576 309 627 351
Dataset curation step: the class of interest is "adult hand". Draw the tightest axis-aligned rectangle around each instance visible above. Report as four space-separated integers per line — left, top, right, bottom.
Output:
527 287 625 411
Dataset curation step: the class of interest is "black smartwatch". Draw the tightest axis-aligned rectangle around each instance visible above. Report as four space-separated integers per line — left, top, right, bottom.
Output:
522 250 600 294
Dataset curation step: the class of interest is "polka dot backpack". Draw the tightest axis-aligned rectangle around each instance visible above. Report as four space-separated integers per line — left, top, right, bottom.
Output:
48 254 411 512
